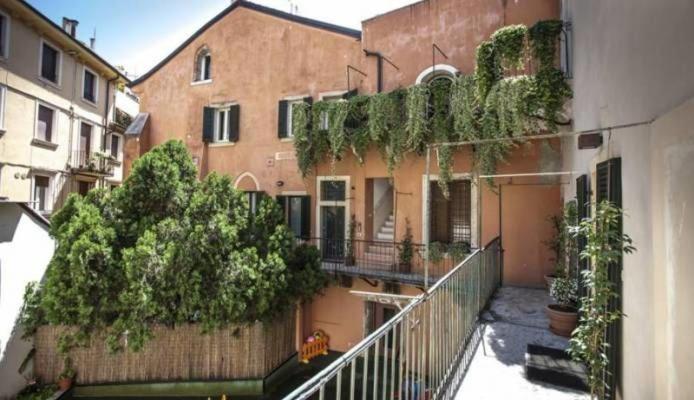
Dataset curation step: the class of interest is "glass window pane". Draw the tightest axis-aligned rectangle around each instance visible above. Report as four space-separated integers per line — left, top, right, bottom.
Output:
37 105 53 142
110 135 119 158
429 180 471 244
321 180 346 201
217 109 226 141
288 197 303 237
203 55 211 80
41 44 58 82
83 70 95 101
34 176 49 211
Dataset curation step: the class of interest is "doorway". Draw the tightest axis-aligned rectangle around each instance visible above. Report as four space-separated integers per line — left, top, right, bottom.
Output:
317 177 349 260
365 178 394 242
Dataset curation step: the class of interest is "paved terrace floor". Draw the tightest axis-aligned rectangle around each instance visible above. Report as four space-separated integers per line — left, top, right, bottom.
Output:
455 287 589 400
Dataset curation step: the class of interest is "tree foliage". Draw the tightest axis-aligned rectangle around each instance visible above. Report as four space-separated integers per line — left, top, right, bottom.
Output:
20 141 327 363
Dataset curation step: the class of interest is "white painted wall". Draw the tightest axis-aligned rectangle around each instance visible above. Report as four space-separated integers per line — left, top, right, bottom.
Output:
0 203 53 399
561 0 694 398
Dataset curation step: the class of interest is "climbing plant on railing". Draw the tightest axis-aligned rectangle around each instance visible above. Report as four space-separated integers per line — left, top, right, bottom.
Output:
291 20 571 194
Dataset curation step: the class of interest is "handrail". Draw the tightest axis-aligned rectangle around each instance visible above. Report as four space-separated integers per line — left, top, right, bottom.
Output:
283 236 501 400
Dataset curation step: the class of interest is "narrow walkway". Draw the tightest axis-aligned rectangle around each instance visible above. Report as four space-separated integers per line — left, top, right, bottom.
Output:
455 287 589 400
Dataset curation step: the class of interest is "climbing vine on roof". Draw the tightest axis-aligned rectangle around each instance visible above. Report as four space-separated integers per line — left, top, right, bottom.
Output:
292 20 571 195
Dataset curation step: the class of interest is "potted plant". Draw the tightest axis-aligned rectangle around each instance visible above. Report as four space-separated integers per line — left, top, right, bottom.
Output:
398 220 413 273
57 363 75 391
546 276 578 337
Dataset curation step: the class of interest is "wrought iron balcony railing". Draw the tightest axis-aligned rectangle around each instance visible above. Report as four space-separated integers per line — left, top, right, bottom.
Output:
303 237 472 287
284 237 501 400
70 150 115 176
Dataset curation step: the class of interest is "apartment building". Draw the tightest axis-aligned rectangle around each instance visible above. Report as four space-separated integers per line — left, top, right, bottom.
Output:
128 0 560 352
0 0 130 216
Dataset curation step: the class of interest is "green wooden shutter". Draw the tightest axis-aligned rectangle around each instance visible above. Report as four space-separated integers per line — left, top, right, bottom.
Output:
278 100 289 138
202 107 215 142
596 157 622 400
228 104 240 142
300 196 311 239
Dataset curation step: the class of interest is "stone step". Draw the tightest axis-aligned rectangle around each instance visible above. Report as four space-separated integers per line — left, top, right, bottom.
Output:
525 345 588 392
377 232 394 241
383 220 394 228
368 244 395 254
380 226 394 234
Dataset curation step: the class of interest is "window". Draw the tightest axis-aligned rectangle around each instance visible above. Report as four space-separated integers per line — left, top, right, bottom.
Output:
0 85 6 130
321 180 346 201
110 134 121 159
82 67 98 103
277 195 310 238
285 100 302 137
278 97 311 139
202 105 240 143
33 175 50 212
246 191 266 215
0 11 10 59
194 48 211 82
40 40 61 84
415 64 458 85
77 122 92 166
36 104 55 142
430 180 471 244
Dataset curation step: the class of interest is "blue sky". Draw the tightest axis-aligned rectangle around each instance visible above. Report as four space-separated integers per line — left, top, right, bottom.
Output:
27 0 419 79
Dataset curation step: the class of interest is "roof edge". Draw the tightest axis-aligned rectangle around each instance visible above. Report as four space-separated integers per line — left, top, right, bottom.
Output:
16 0 130 83
129 0 361 87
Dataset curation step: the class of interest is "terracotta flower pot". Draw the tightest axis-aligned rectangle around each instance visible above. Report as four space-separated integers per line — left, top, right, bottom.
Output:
546 304 578 337
57 377 73 391
544 274 557 290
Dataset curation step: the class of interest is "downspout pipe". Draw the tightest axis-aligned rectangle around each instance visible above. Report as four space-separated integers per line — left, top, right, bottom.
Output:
363 49 383 93
102 76 118 152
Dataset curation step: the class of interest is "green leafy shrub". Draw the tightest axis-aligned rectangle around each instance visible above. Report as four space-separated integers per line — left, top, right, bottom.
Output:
549 277 578 309
20 141 327 358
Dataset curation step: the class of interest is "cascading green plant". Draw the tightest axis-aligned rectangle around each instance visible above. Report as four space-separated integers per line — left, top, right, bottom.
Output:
450 74 480 142
326 100 349 168
491 24 529 70
292 102 312 177
405 83 430 155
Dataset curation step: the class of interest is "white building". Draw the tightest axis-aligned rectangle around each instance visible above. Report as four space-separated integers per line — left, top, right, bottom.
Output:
0 201 53 399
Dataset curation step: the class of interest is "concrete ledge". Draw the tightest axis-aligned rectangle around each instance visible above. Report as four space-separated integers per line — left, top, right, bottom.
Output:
72 379 264 397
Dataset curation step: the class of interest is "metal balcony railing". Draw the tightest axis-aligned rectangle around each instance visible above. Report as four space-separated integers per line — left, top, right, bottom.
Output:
284 237 502 400
70 150 115 176
303 237 472 287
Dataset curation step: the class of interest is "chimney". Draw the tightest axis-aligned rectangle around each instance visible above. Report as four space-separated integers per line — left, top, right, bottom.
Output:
62 17 78 37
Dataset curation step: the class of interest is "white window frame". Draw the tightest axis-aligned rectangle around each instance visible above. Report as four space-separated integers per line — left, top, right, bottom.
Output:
34 101 58 143
282 94 309 140
211 104 236 144
0 10 11 60
38 38 62 87
421 173 478 248
109 132 123 160
31 173 52 213
0 85 6 131
415 64 458 84
192 48 212 85
318 91 346 131
316 175 351 248
81 64 99 106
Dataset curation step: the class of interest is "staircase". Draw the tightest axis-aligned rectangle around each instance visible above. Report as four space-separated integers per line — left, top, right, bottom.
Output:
363 215 396 269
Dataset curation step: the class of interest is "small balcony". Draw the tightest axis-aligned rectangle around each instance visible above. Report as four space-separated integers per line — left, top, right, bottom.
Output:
70 150 116 177
110 108 134 133
304 238 471 287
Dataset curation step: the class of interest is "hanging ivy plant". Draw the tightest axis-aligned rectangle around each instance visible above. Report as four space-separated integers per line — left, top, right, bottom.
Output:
345 95 371 163
474 40 501 100
451 74 480 142
429 78 454 196
326 100 349 167
405 83 430 155
529 20 564 69
490 24 528 70
385 89 408 173
367 92 394 145
292 102 312 177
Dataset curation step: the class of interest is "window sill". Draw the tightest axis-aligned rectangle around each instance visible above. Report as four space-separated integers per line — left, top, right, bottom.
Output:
38 76 61 90
81 97 98 108
31 138 58 150
208 141 236 148
280 137 294 143
191 79 212 86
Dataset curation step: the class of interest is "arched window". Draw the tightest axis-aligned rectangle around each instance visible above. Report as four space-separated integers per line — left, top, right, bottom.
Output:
415 64 458 85
194 47 211 82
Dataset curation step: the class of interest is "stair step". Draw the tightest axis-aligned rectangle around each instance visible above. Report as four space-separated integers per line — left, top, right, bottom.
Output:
380 226 394 234
383 220 394 228
377 232 394 240
368 245 395 254
525 345 588 392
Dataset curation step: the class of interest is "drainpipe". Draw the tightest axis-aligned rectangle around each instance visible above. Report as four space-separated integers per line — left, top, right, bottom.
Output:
101 76 117 188
363 49 383 93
